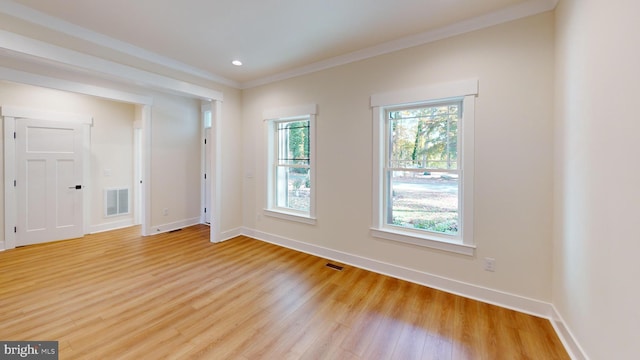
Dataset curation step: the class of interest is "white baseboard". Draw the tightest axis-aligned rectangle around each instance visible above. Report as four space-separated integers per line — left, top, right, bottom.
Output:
89 219 135 234
550 305 589 360
148 217 201 235
242 227 585 360
220 227 243 242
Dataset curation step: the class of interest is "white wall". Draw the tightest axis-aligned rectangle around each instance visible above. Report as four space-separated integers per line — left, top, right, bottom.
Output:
148 92 201 231
243 13 555 301
219 87 244 236
89 95 135 230
0 81 136 235
554 0 640 358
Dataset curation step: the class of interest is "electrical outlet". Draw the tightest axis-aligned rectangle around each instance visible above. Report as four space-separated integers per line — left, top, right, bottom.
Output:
162 208 169 216
484 257 496 272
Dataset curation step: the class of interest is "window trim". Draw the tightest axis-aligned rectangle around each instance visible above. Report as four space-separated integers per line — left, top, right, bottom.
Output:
264 104 317 225
371 80 477 256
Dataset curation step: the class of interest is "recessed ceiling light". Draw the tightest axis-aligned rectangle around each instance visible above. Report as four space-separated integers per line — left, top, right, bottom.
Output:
232 60 243 66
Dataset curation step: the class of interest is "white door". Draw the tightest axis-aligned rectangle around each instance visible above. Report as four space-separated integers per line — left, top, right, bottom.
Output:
204 127 211 224
134 128 143 225
16 119 84 246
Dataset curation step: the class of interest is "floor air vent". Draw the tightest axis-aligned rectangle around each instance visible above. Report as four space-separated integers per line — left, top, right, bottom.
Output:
325 263 344 271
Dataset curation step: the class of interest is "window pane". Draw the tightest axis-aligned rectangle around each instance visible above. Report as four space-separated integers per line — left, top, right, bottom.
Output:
388 103 459 170
278 120 310 166
276 166 310 211
388 171 459 235
204 110 212 128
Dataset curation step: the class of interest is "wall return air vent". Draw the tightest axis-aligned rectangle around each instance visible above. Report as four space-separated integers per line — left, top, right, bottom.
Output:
105 188 129 217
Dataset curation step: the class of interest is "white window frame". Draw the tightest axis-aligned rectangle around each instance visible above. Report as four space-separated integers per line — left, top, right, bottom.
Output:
264 104 317 225
371 80 477 256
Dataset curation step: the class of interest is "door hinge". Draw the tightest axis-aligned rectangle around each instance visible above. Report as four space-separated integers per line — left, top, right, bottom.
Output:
14 226 17 233
204 208 207 213
13 132 16 139
13 180 16 187
204 173 207 179
204 139 207 144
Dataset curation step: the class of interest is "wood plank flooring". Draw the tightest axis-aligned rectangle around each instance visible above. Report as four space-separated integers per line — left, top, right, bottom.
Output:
0 225 569 359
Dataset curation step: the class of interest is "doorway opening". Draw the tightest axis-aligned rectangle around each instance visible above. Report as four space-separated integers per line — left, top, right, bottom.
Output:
2 99 151 249
201 103 212 225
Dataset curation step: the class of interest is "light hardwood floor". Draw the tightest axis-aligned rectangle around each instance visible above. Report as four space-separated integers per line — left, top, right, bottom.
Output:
0 225 569 359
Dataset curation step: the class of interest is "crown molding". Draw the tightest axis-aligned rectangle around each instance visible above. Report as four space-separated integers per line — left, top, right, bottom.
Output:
0 0 239 89
240 0 559 89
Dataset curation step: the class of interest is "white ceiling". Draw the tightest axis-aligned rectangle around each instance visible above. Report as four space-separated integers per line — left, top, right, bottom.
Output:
3 0 556 89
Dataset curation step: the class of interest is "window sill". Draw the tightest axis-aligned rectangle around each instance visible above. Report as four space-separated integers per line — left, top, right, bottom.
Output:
370 228 475 256
264 209 317 225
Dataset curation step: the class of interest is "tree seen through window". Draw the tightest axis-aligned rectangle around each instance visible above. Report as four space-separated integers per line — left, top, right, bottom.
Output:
387 102 461 235
276 120 310 211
